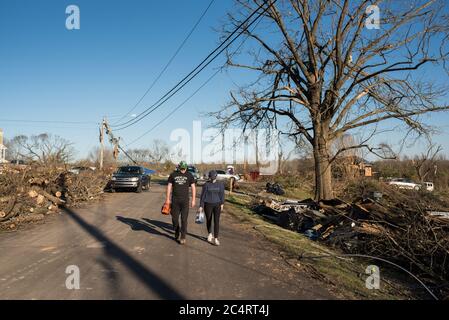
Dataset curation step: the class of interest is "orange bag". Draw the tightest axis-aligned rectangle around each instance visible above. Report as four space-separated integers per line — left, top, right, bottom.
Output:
161 202 171 215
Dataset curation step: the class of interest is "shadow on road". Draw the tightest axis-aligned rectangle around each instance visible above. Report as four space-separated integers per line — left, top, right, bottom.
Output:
64 207 185 299
116 216 207 242
142 218 207 242
116 216 174 242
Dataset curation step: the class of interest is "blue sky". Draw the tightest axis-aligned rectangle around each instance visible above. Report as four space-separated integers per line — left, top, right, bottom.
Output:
1 0 449 160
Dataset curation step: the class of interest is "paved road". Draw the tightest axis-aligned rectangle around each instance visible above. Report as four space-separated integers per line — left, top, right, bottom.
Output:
0 182 333 299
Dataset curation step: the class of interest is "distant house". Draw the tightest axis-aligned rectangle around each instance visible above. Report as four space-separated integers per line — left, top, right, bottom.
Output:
349 157 373 177
337 155 373 178
0 129 8 163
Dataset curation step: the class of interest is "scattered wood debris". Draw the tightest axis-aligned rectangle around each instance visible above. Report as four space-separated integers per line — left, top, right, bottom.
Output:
0 165 110 228
251 183 449 297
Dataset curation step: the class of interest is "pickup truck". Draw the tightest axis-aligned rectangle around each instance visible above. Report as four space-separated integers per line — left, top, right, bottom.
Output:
110 165 153 193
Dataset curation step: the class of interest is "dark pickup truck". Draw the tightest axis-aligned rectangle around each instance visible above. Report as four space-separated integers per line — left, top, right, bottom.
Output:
110 165 153 193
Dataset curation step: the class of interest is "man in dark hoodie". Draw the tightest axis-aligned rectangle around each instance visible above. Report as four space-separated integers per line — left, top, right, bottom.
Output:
199 170 225 246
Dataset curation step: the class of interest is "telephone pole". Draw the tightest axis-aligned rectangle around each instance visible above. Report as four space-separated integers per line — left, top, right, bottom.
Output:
99 118 105 170
98 117 138 168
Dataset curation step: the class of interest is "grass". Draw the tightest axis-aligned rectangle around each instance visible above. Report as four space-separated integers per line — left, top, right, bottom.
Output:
236 177 313 201
225 193 413 300
283 187 313 200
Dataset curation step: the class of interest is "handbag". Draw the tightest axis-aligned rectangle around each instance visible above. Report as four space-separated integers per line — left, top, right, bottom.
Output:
195 207 205 224
161 202 171 215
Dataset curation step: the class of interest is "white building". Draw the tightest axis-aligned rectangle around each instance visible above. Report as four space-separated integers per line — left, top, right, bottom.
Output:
0 129 7 163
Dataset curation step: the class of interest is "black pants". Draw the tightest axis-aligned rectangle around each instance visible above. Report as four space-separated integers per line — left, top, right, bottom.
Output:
204 202 222 238
171 199 189 239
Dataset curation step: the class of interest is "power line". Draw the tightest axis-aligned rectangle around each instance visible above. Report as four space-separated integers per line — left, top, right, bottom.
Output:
111 0 271 130
0 119 98 125
125 12 266 147
126 69 221 147
111 0 276 131
118 144 138 164
112 0 216 125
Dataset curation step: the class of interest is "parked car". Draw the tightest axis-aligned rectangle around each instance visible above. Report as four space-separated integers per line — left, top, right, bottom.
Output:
9 159 26 165
110 165 152 193
387 178 421 190
201 169 240 182
187 166 201 183
422 182 434 192
68 166 96 175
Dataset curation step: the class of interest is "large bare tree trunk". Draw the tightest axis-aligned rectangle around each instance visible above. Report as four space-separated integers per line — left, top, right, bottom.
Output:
213 0 449 202
313 122 333 200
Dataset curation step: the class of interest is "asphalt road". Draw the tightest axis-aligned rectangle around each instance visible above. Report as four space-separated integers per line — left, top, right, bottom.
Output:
0 182 333 299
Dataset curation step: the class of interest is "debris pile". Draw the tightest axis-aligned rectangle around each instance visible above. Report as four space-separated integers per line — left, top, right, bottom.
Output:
0 166 110 228
252 184 449 291
265 182 285 195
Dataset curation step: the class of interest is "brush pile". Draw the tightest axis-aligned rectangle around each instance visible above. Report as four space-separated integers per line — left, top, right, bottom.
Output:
0 165 110 229
252 181 449 296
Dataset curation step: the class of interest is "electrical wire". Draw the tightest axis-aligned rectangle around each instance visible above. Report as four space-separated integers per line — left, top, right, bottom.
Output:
112 1 270 130
251 225 439 300
126 69 221 147
125 11 266 147
298 253 439 300
111 0 276 131
112 0 216 125
0 119 98 125
118 144 138 164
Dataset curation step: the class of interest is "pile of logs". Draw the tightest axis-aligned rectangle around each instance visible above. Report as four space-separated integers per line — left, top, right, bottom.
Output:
252 184 449 296
0 166 110 228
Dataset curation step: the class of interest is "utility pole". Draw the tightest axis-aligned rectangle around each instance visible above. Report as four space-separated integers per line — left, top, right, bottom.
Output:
99 118 105 170
98 117 138 168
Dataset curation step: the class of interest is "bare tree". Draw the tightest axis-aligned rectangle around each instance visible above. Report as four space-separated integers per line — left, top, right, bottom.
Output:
212 0 449 199
13 133 75 165
4 136 27 161
124 140 170 164
88 146 115 168
126 148 152 163
412 142 442 182
149 139 170 163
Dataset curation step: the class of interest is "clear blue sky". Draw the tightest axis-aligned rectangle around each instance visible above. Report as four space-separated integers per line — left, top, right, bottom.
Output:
1 0 449 160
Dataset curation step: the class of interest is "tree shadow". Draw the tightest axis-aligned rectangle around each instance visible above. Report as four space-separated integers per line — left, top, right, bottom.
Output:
96 258 123 299
64 207 184 299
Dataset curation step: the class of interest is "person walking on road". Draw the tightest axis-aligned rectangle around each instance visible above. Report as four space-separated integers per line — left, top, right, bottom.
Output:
165 161 196 245
199 170 225 246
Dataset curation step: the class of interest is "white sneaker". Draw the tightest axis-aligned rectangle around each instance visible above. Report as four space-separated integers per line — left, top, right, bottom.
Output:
207 233 214 243
214 238 220 246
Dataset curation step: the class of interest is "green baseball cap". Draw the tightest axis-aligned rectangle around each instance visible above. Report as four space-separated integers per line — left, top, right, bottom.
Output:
179 161 188 169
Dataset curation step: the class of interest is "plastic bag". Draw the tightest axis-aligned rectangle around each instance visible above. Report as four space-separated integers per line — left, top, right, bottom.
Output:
195 207 205 224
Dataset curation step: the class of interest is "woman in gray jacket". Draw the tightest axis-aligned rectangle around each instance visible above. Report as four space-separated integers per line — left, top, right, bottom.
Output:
199 170 225 246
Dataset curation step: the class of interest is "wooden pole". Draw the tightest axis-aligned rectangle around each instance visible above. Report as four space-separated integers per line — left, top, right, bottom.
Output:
100 118 105 170
229 178 233 194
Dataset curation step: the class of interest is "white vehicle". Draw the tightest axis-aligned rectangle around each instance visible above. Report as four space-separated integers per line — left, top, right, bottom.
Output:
388 178 421 190
214 169 241 182
423 182 434 192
